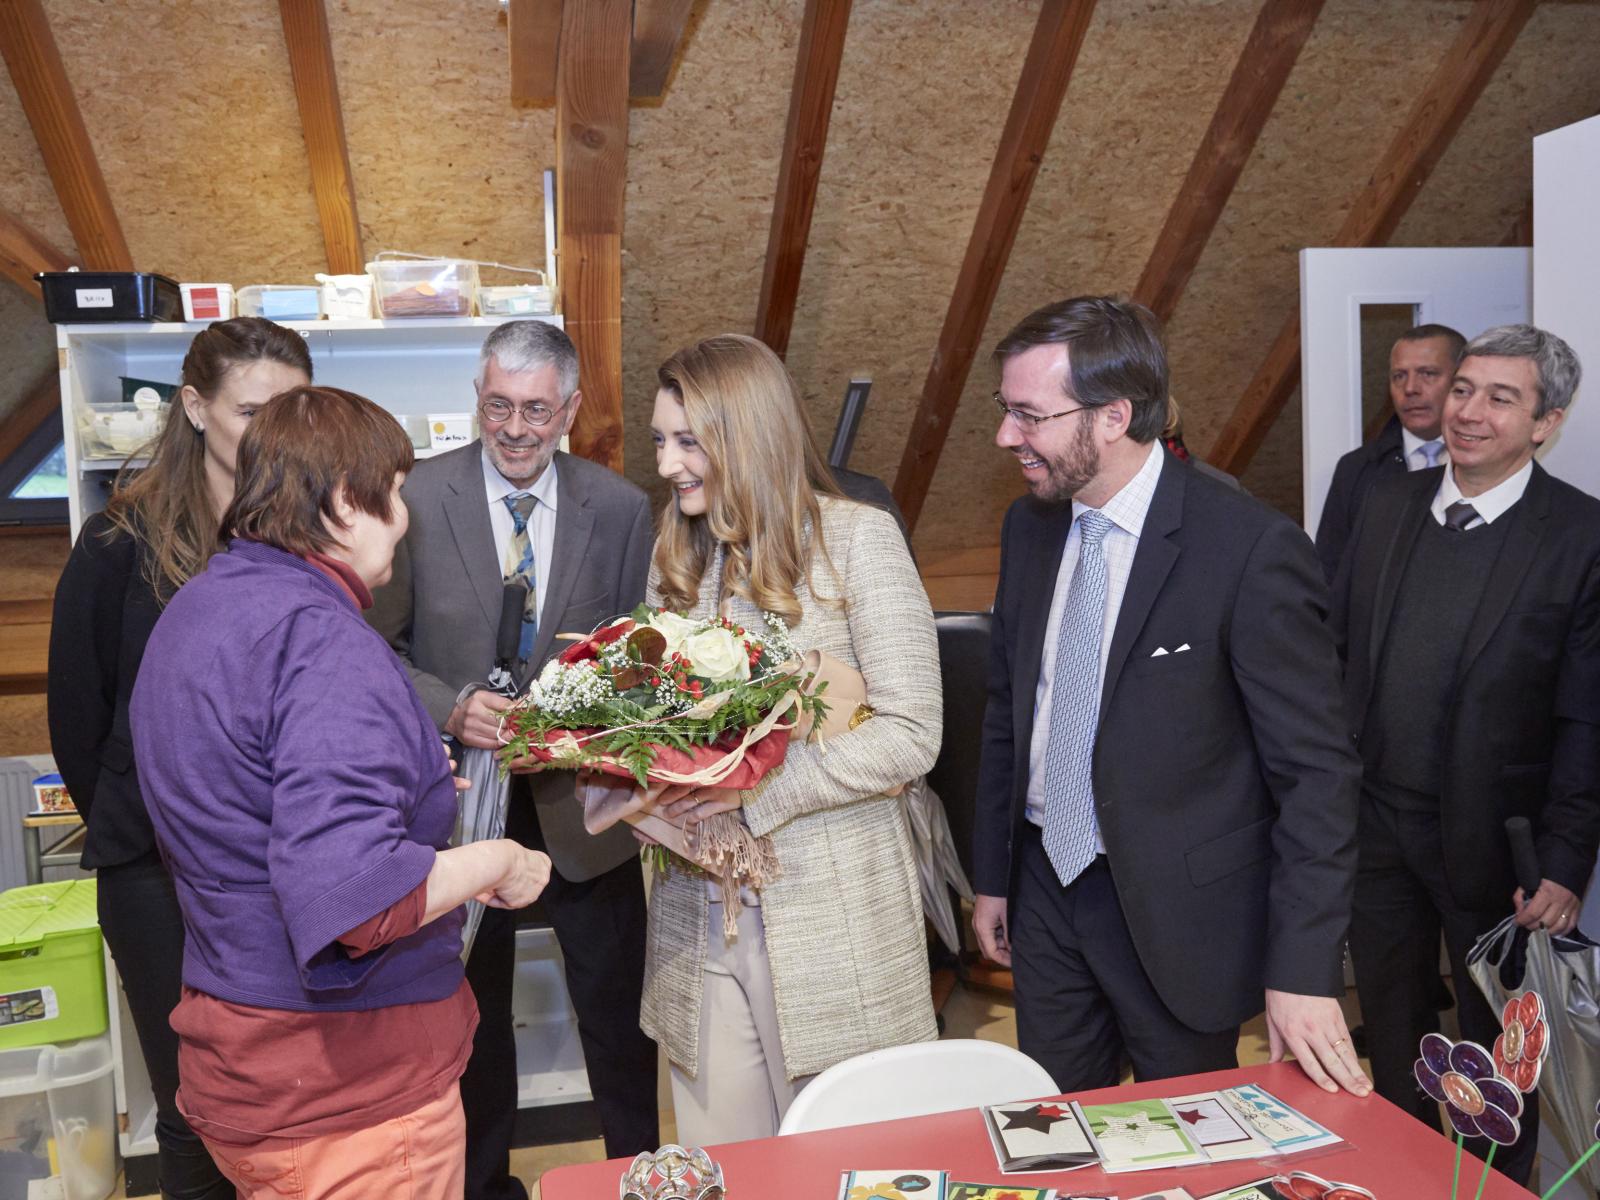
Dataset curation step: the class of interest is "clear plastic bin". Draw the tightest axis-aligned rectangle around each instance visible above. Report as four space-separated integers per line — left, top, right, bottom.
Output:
76 402 169 459
237 285 321 321
0 1035 116 1200
179 283 234 322
368 256 478 318
478 283 553 316
315 273 374 320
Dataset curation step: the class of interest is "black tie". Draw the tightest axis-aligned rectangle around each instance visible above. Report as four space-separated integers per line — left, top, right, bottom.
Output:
1443 500 1480 532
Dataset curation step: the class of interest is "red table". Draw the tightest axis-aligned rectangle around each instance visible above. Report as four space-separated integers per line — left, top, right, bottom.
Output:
540 1062 1538 1198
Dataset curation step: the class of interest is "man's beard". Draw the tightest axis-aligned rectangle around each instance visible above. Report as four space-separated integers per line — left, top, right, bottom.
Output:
1028 412 1098 503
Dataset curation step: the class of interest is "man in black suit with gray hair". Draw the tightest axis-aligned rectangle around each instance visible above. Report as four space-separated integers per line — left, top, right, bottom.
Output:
1333 323 1600 1185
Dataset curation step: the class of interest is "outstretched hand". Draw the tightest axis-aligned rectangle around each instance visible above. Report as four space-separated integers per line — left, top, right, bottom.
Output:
1264 989 1371 1097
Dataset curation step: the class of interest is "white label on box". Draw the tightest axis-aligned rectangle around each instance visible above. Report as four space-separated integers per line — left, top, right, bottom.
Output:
74 288 113 308
28 1176 66 1200
427 415 474 450
0 985 59 1025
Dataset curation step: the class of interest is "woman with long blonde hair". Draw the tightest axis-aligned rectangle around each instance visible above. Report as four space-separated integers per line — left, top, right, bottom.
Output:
643 333 940 1144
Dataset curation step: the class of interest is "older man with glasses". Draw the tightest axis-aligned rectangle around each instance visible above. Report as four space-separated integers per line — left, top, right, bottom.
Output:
369 320 658 1200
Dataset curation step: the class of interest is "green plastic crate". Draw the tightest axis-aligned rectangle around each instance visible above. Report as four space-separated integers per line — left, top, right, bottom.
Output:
0 880 106 1050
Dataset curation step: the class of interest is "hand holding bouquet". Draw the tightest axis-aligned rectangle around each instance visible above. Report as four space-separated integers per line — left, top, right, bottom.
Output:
497 606 835 917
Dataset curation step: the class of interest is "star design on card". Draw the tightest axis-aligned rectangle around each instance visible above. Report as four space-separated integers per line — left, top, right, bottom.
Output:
1001 1104 1067 1133
1176 1106 1206 1126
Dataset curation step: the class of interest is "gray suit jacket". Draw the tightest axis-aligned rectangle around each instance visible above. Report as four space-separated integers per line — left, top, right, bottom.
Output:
369 443 654 880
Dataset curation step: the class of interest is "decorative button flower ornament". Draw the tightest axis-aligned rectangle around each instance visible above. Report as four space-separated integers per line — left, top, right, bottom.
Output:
1414 1032 1523 1145
1494 991 1549 1094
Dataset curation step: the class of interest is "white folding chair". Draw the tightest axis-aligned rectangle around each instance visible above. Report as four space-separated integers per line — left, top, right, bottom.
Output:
777 1039 1058 1135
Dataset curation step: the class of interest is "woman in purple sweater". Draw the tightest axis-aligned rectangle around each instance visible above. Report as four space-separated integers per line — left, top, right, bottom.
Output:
131 385 549 1199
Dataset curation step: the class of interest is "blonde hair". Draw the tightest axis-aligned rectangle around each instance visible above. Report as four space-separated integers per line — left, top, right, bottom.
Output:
653 334 843 624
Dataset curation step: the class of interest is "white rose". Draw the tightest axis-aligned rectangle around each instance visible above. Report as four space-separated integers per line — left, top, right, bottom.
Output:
647 610 701 657
682 627 751 683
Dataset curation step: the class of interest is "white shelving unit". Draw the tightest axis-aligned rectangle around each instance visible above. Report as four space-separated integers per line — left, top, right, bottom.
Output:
55 314 595 1185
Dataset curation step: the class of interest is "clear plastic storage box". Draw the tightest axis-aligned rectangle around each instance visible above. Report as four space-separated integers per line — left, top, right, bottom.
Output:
76 402 169 460
237 285 321 321
0 1035 117 1200
368 256 478 318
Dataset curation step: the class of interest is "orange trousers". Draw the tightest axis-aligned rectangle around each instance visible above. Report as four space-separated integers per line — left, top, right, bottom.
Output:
201 1084 466 1199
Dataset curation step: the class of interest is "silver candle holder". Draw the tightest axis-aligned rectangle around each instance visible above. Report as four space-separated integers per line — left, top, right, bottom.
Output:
620 1144 726 1200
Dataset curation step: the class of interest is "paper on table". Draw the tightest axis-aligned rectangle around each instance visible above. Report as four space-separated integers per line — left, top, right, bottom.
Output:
946 1185 1057 1200
1073 1100 1208 1172
1214 1086 1341 1155
1165 1092 1274 1162
983 1101 1099 1173
837 1169 949 1200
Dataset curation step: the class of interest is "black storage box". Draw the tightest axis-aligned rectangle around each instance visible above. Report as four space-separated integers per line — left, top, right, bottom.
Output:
35 271 183 324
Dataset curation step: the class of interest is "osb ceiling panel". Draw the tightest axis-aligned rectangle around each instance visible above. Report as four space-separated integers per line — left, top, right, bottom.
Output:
0 81 75 260
914 0 1265 552
325 0 555 274
0 283 55 425
42 0 324 284
621 0 800 496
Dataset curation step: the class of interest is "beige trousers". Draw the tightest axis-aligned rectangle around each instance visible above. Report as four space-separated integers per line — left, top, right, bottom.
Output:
668 901 813 1146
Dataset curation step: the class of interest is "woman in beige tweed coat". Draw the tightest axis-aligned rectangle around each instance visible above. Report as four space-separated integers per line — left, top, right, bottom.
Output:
641 333 941 1145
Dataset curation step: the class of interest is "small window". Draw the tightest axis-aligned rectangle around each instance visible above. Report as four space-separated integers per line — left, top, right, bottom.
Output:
0 416 69 526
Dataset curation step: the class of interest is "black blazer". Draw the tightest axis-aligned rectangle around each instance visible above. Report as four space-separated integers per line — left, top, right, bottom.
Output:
1314 416 1407 582
1331 463 1600 908
973 451 1362 1033
47 513 166 869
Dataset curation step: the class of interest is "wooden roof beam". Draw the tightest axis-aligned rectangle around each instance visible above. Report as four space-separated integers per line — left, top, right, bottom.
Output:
0 209 72 300
1133 0 1326 325
509 0 562 105
754 0 854 359
279 0 365 274
557 0 631 471
630 0 696 99
1207 0 1537 476
0 0 131 271
892 0 1099 532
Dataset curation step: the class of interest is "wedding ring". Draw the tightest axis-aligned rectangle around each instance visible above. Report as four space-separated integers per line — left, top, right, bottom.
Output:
1332 1038 1346 1049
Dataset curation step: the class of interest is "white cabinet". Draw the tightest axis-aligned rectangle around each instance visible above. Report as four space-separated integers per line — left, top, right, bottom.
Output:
56 315 563 536
55 316 595 1183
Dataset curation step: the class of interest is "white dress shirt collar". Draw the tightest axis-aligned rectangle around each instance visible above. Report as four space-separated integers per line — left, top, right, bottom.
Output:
1072 439 1163 538
1432 458 1533 527
1401 427 1446 471
481 447 560 513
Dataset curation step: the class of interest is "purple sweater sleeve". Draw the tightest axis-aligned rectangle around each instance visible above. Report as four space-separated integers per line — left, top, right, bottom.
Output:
265 607 445 990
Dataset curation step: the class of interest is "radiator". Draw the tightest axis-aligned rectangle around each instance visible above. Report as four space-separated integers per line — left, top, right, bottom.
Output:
0 754 86 892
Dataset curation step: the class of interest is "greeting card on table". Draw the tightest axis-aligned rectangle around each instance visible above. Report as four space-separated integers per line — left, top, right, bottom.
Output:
946 1184 1058 1200
1166 1092 1273 1162
983 1101 1099 1172
838 1169 950 1200
1215 1085 1342 1155
1073 1100 1208 1172
1128 1190 1195 1200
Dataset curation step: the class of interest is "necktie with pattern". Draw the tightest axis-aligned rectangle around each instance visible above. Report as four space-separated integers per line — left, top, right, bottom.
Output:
503 493 540 660
1040 509 1115 886
1443 500 1480 532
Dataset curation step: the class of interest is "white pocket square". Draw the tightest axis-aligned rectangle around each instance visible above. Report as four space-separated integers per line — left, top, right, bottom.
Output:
1150 647 1169 657
1175 643 1191 653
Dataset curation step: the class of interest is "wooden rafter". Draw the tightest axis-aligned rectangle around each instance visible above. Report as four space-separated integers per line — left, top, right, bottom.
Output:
1133 0 1325 325
279 0 364 274
0 208 72 300
892 0 1099 533
1207 0 1536 475
0 0 130 271
754 0 853 359
557 0 632 471
630 0 696 99
509 0 563 106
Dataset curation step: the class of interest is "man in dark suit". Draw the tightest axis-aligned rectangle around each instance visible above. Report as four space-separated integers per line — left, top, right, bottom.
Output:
369 322 658 1200
1315 324 1466 580
1332 324 1600 1184
971 296 1369 1097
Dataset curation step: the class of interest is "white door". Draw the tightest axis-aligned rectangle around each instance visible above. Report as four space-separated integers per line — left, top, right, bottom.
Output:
1299 246 1531 536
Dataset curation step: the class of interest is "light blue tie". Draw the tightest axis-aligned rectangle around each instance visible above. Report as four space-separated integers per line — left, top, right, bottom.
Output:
1040 510 1114 886
1420 439 1444 468
503 493 539 661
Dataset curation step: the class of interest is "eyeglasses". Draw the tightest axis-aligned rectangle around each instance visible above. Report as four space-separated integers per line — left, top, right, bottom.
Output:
479 397 567 426
992 392 1090 428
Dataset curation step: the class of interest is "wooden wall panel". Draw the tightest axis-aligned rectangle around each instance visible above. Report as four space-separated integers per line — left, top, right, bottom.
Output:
869 0 1265 552
327 1 556 302
40 0 324 284
0 285 56 426
0 84 76 260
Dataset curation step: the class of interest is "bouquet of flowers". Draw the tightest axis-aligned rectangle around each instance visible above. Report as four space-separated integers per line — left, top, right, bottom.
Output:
498 606 841 918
